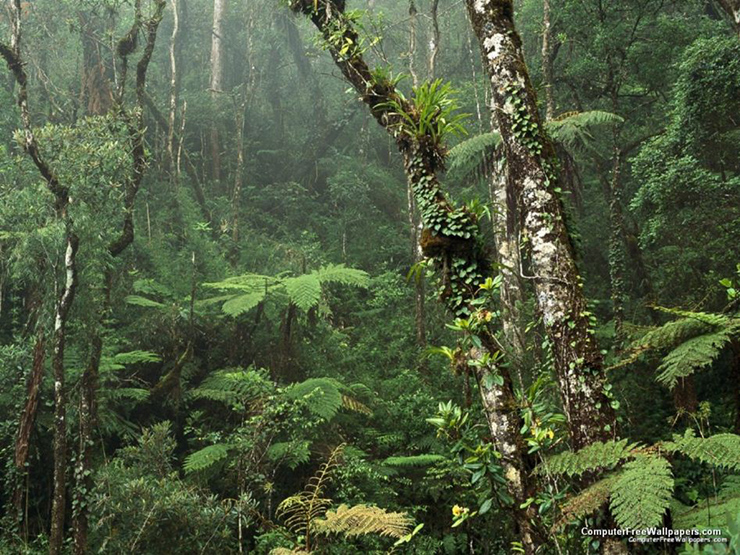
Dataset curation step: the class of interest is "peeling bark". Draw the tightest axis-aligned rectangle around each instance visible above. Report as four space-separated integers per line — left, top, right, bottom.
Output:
465 0 616 451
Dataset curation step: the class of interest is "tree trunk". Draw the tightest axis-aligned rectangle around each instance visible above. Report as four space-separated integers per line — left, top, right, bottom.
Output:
428 0 440 78
167 0 182 178
606 148 627 337
12 329 45 535
541 0 555 120
78 10 113 116
209 0 227 181
716 0 740 36
465 0 616 450
49 231 80 555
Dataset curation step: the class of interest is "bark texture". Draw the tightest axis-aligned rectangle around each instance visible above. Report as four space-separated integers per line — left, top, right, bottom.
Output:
209 0 228 181
465 0 616 450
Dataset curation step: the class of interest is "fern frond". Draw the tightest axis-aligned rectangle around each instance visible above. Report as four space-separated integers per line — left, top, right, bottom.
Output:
276 444 345 536
316 264 370 288
382 454 446 467
314 504 413 539
610 455 673 529
663 430 740 471
188 368 272 406
539 439 639 477
221 291 266 317
653 307 732 327
555 475 618 530
287 378 344 420
341 394 372 415
655 329 735 389
447 132 502 183
184 443 232 474
111 350 162 365
267 441 312 470
124 295 166 309
545 110 623 151
284 274 322 311
203 273 274 292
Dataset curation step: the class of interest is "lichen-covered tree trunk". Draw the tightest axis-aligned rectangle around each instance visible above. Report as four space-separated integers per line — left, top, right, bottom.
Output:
465 0 616 450
605 148 627 336
288 2 542 550
717 0 740 36
541 0 555 120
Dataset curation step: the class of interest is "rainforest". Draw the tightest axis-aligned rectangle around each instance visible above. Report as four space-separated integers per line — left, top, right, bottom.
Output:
1 0 740 553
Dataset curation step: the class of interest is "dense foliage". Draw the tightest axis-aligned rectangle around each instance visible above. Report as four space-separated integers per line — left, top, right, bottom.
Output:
0 0 738 553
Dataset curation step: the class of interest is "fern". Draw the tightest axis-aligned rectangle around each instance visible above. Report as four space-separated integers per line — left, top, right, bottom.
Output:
447 132 502 184
284 274 322 311
539 439 639 477
276 444 345 537
267 441 312 470
673 474 740 529
546 110 624 152
124 295 166 309
663 430 740 471
315 264 370 288
184 443 232 474
314 504 413 539
610 455 673 529
341 394 372 415
111 350 162 365
382 454 446 467
221 291 266 316
555 475 617 530
655 329 735 388
287 378 344 420
188 368 273 406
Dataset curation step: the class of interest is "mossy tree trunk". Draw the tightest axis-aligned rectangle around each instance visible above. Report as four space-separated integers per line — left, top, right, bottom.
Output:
465 0 616 451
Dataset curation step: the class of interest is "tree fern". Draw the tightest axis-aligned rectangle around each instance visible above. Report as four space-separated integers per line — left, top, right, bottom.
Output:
315 264 370 288
539 439 640 477
221 291 266 316
314 504 413 539
188 368 273 406
610 455 673 529
663 430 740 471
184 443 232 474
267 441 312 470
655 329 736 388
447 132 502 184
286 378 344 420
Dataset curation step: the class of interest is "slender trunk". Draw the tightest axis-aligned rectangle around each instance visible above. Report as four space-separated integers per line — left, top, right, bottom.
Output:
465 0 616 450
209 0 227 181
12 329 45 533
541 0 555 120
733 342 740 434
167 0 182 178
49 232 80 555
408 1 418 87
78 11 113 116
232 96 246 248
716 0 740 36
428 0 440 78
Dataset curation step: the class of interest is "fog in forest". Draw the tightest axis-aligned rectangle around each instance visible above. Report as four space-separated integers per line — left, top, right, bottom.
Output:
0 0 739 553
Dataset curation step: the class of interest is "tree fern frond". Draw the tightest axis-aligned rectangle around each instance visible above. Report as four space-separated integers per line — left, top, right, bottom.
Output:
188 368 273 406
112 350 162 365
284 274 322 311
447 132 502 183
276 444 345 536
655 329 735 389
555 475 618 530
221 291 266 317
184 443 232 474
653 307 732 327
124 295 166 309
663 430 740 471
382 455 446 467
341 394 372 415
539 439 640 477
314 504 413 539
315 264 370 288
287 378 344 420
203 273 274 292
610 455 673 529
267 441 312 470
545 110 623 151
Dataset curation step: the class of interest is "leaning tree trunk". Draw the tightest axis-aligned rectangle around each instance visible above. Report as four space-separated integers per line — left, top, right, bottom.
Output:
465 0 616 451
716 0 740 36
288 1 542 550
